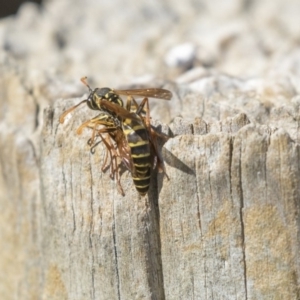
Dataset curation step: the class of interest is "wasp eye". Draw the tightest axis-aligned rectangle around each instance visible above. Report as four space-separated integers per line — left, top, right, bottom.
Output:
87 99 97 110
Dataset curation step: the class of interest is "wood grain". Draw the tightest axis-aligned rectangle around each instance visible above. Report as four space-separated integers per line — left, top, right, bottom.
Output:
0 78 299 299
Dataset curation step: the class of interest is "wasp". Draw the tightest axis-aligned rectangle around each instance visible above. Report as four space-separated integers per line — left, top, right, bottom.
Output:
60 77 172 196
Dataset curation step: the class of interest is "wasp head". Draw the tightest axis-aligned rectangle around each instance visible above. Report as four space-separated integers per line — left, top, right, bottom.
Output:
86 87 111 110
81 77 124 111
87 87 124 111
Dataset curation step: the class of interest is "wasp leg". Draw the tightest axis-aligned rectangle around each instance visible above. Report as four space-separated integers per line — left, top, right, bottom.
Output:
98 134 112 173
76 114 117 151
126 95 141 114
76 114 114 135
90 126 125 197
99 133 125 196
89 126 118 171
80 118 119 181
136 97 149 124
90 140 102 154
126 96 132 111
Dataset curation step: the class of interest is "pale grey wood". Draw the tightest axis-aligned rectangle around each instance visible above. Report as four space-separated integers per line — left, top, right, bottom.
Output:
159 124 300 299
1 0 300 298
0 67 43 300
232 126 300 299
40 100 165 300
160 133 247 299
0 76 299 299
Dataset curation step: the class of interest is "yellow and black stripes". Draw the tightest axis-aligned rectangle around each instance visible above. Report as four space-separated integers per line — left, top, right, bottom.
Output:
123 119 152 195
132 169 151 195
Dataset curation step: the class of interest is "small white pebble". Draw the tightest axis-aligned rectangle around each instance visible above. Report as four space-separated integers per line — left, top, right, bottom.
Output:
165 43 196 68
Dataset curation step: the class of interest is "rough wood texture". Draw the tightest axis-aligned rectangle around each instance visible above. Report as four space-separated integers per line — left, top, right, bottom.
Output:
1 67 299 299
2 0 300 298
40 101 165 299
161 125 300 299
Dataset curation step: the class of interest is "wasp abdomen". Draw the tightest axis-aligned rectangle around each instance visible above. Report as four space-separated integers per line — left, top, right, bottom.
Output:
132 169 151 196
124 120 151 195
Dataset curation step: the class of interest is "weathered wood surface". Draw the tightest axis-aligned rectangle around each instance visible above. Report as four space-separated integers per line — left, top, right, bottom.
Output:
1 0 300 298
160 126 300 299
0 67 299 300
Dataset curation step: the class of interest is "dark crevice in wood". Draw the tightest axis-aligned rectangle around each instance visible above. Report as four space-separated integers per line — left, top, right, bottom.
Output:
191 122 194 135
150 170 166 300
194 155 203 236
70 162 76 234
112 209 121 300
34 104 40 131
238 140 248 299
88 161 96 300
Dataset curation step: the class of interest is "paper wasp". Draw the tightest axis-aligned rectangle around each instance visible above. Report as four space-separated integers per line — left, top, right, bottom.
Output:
59 77 172 196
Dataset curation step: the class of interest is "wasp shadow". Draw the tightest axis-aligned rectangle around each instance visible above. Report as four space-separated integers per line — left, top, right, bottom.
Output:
162 147 195 176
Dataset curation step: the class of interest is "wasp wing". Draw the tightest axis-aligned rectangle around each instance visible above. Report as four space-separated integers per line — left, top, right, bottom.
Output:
114 88 172 100
101 100 141 121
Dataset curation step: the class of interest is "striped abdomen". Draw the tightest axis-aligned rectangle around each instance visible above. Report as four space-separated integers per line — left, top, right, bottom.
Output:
123 118 151 196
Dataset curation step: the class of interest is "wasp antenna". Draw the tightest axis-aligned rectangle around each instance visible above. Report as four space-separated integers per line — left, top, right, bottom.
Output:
80 76 93 93
59 99 88 124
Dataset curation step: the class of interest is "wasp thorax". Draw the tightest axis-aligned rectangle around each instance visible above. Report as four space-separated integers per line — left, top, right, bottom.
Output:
95 87 124 107
95 87 112 98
